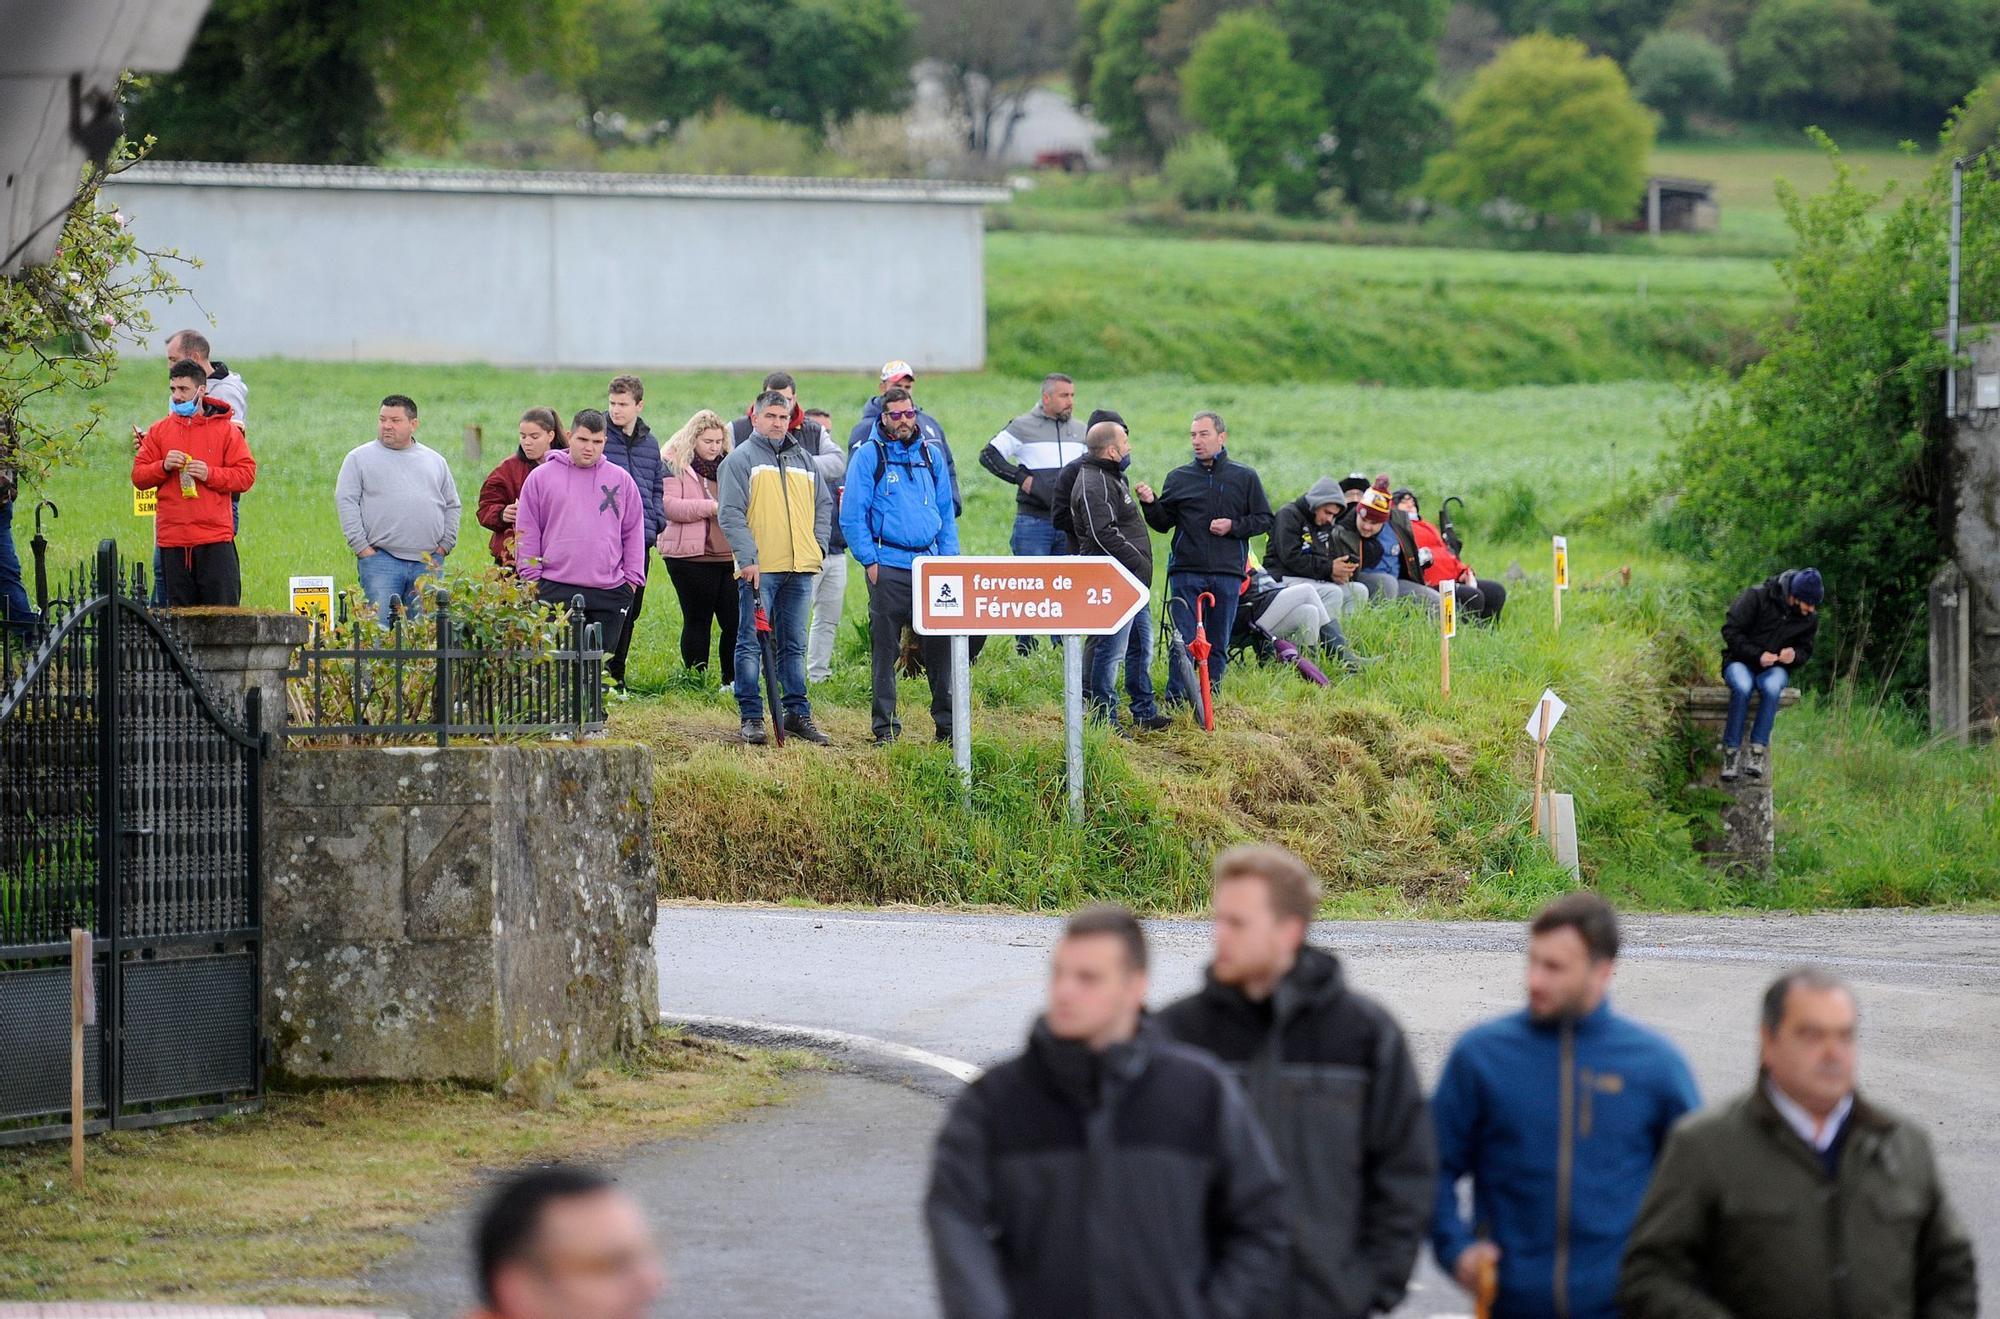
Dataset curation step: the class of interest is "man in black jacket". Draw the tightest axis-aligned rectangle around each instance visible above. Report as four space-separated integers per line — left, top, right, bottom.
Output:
1140 411 1274 712
1071 418 1171 732
926 904 1290 1319
1719 566 1822 782
1159 845 1435 1319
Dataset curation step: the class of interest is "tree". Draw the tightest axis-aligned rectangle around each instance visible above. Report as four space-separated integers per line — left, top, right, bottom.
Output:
1180 14 1322 211
126 0 589 165
1947 71 2000 161
1881 0 2000 128
908 0 1076 158
1629 30 1732 136
1273 0 1449 214
652 0 917 135
1489 0 1678 61
1664 138 2000 695
1089 0 1174 157
1422 35 1655 225
1735 0 1900 118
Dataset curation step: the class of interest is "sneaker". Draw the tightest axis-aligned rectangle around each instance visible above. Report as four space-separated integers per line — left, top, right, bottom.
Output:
1746 743 1768 780
873 732 899 747
782 713 832 746
1719 743 1741 781
739 718 767 745
1136 713 1175 732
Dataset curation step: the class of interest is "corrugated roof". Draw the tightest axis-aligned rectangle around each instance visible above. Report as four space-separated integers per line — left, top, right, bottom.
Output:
118 160 1012 206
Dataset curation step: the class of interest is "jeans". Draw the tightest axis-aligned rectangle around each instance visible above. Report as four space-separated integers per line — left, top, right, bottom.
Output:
1164 573 1240 708
357 550 436 620
734 571 814 722
1723 661 1789 748
1084 603 1158 725
1010 512 1069 653
0 499 34 622
866 564 951 739
809 553 849 682
1275 575 1366 620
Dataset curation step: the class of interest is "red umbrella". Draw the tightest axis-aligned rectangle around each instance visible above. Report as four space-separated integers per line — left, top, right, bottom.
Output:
755 603 784 745
1188 591 1217 732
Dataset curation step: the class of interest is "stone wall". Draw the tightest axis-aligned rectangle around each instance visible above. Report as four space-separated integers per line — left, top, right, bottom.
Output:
264 743 658 1087
1683 684 1798 875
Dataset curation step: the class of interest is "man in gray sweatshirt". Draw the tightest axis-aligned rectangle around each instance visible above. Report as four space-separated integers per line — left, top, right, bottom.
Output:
335 394 461 619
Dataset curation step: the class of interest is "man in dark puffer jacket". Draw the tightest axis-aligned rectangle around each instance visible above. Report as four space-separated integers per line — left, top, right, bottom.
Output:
927 904 1290 1319
1159 845 1435 1319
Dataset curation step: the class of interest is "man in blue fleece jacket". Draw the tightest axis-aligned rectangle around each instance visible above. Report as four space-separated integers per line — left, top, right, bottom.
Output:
1431 892 1699 1319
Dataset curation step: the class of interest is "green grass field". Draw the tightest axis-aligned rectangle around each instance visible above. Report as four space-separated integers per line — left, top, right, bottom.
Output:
1648 139 1934 249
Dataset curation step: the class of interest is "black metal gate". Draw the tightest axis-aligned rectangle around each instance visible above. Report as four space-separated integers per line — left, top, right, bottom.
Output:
0 540 265 1144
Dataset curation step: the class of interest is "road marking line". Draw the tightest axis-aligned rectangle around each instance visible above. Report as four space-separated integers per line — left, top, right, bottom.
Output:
667 1012 984 1084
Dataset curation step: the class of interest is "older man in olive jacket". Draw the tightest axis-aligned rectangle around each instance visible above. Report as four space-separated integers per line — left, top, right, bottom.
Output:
1619 967 1978 1319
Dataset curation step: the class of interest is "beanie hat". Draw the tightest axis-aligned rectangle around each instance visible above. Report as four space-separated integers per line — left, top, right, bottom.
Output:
1338 472 1372 493
1355 487 1393 518
1086 408 1126 431
1790 567 1824 606
1306 477 1345 510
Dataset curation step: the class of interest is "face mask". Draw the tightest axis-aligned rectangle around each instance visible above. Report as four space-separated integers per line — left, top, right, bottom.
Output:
1117 453 1133 471
170 398 198 417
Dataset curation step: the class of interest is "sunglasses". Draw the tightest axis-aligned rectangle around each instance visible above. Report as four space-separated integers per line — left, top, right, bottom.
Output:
883 409 918 421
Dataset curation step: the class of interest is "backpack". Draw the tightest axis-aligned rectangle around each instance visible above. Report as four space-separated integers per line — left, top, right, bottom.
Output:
859 434 945 552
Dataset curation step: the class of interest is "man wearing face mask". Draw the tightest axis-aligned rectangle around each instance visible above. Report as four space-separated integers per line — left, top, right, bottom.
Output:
1069 416 1171 732
1620 968 1977 1319
1431 893 1700 1319
840 385 960 745
1718 566 1822 782
132 358 256 606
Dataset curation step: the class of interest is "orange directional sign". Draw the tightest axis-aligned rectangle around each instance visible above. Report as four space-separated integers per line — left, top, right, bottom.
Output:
912 555 1150 636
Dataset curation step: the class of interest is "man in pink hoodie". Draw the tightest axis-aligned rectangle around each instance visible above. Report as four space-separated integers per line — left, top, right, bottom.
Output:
516 409 646 664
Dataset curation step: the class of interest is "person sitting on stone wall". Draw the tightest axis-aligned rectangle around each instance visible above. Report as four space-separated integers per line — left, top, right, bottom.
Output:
1719 567 1822 782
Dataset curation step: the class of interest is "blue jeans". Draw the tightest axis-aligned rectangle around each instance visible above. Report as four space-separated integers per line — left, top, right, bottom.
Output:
1010 512 1069 653
734 572 814 722
0 499 34 623
1084 603 1157 724
1164 573 1240 707
1723 661 1789 747
357 551 436 621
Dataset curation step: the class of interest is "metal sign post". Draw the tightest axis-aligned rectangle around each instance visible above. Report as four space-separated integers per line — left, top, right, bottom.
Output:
913 555 1149 820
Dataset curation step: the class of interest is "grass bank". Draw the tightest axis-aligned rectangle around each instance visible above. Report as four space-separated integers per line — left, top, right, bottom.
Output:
0 1031 810 1306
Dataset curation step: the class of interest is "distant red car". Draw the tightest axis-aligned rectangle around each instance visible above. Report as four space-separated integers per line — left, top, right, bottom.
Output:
1033 150 1090 173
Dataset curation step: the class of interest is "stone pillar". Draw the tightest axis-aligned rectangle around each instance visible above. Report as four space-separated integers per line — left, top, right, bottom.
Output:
167 609 310 733
1682 685 1798 875
1931 561 1971 740
1944 324 2000 737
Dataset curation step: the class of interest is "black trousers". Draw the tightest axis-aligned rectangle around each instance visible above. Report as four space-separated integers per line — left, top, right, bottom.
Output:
867 564 952 740
160 542 241 607
606 563 649 684
664 559 737 684
539 579 634 659
1463 576 1508 623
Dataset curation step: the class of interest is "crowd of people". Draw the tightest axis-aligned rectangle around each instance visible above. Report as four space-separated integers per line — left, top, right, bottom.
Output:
458 845 1974 1319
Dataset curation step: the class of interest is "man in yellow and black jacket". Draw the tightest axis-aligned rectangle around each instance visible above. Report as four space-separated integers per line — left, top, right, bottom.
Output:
718 389 834 747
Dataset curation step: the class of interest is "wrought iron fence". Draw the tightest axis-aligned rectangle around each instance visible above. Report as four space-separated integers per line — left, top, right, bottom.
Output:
283 588 608 745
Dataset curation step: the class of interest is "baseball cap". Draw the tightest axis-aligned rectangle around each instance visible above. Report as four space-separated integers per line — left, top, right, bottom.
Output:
880 360 915 383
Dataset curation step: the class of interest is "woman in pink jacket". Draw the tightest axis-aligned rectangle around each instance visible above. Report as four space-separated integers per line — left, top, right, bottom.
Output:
516 409 646 660
658 409 737 686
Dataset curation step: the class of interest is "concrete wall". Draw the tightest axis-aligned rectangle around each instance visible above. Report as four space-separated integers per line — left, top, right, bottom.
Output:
264 743 660 1088
108 162 1007 372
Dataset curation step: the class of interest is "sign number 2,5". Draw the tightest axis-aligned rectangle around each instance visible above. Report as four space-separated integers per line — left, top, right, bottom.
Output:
1085 586 1112 605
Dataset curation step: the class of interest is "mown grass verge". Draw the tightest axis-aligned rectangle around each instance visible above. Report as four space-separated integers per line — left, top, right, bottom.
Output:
0 1031 812 1306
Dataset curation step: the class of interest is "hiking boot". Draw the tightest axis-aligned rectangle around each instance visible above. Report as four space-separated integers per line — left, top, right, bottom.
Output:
1746 743 1769 779
782 713 832 746
739 718 768 746
934 726 953 744
1719 743 1741 781
1136 713 1176 732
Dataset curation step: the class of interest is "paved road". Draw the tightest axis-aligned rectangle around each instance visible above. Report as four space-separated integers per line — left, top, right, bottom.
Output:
656 905 2000 1317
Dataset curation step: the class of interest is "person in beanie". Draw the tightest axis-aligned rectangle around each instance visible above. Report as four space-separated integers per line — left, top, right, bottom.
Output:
1158 846 1434 1319
926 904 1290 1319
1337 482 1438 610
515 409 646 660
1393 488 1507 623
1719 567 1821 781
1619 968 1978 1319
133 358 256 606
1069 417 1171 732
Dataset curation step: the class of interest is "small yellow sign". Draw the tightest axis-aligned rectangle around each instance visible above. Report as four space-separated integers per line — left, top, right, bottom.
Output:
1440 580 1458 639
1553 535 1570 591
133 485 156 518
289 575 335 630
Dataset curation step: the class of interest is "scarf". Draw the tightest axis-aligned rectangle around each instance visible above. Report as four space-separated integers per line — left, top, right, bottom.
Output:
690 452 722 482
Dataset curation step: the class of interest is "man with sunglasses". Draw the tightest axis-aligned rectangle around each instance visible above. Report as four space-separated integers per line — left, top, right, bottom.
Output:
467 1165 667 1319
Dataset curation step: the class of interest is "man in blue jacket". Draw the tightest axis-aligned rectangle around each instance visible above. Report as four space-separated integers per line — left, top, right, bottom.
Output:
1431 892 1699 1319
841 386 962 745
604 374 666 691
849 361 963 514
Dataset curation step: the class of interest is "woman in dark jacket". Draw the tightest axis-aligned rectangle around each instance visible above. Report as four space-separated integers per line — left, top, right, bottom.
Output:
476 407 564 569
1718 566 1822 781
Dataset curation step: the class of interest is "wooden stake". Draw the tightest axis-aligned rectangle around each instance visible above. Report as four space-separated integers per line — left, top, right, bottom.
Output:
1531 698 1551 836
70 927 85 1190
1441 630 1451 698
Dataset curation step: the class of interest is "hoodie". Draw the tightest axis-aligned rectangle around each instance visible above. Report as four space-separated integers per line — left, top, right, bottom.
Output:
514 450 646 590
132 397 255 548
1268 478 1350 582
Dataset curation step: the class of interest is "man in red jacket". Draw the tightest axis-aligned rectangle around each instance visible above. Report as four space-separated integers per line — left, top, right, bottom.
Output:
132 359 256 606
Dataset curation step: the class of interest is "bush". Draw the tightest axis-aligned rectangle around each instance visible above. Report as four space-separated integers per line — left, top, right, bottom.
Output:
1736 0 1900 116
1180 12 1323 214
1947 71 2000 162
1629 30 1733 137
1422 35 1655 227
1162 134 1240 210
1660 136 2000 697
